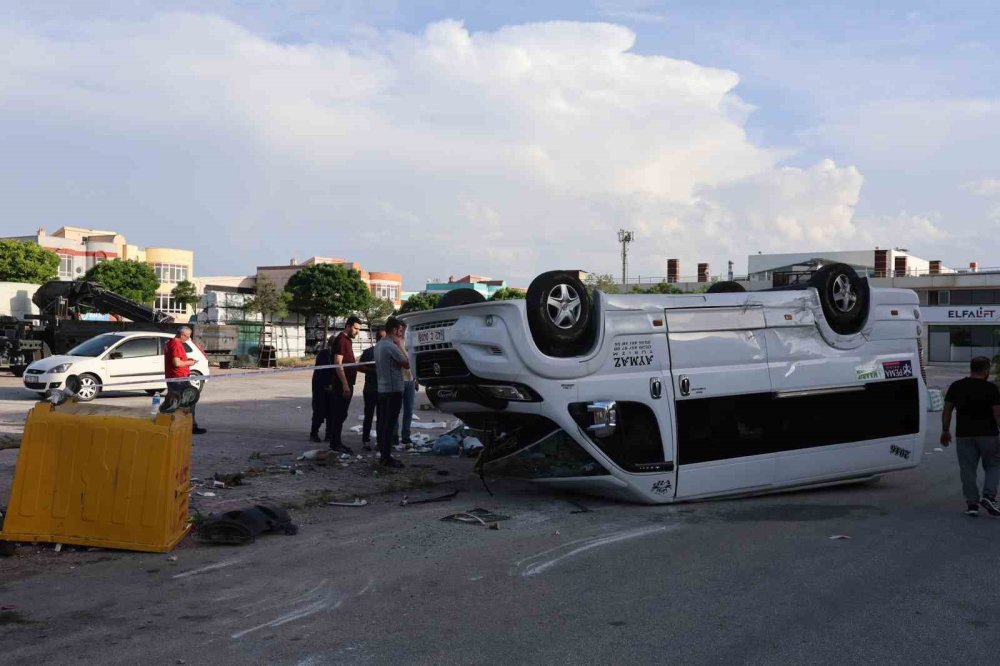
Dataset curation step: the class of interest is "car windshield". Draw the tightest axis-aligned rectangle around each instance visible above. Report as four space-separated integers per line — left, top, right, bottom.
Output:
66 334 123 358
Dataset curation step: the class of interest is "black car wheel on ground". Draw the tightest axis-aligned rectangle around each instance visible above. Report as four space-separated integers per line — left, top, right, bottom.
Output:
436 288 486 309
706 281 746 293
808 263 870 335
526 270 593 357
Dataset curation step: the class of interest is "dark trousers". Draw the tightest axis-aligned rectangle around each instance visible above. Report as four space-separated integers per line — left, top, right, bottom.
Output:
376 392 403 463
328 389 354 448
310 389 331 438
168 380 199 430
362 390 377 443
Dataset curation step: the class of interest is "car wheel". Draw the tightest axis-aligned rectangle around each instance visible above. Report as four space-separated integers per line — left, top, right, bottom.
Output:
706 281 746 294
808 263 870 335
526 270 593 357
74 373 102 402
190 371 205 393
436 288 486 308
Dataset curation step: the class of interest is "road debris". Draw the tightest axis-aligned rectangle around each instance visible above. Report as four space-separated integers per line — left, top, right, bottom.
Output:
196 504 298 545
441 508 509 529
298 449 330 461
400 490 460 506
327 498 369 507
828 535 852 540
412 422 449 429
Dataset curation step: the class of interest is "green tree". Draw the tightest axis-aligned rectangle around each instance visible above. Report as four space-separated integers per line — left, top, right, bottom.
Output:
635 281 683 295
584 273 621 294
358 294 395 339
284 263 369 336
397 292 441 314
0 240 60 284
83 259 159 304
245 273 290 326
489 287 526 301
170 280 201 313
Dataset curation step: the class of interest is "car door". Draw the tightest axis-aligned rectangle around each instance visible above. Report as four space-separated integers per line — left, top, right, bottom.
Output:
667 305 776 499
104 336 163 391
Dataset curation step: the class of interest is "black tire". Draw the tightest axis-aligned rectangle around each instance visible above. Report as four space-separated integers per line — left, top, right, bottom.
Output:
145 389 165 396
808 263 870 335
526 270 593 357
706 281 746 294
436 288 486 309
73 373 102 402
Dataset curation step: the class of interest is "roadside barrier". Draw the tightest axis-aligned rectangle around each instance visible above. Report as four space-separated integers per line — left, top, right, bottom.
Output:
0 402 193 553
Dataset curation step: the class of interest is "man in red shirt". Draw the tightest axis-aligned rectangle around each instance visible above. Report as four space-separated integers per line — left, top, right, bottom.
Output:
328 316 361 454
165 326 206 435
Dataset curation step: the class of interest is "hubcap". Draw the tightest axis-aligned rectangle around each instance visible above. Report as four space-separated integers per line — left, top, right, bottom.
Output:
78 377 97 399
545 283 582 329
831 275 857 313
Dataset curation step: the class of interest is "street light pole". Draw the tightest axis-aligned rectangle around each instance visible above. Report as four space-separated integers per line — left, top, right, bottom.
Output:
617 229 635 291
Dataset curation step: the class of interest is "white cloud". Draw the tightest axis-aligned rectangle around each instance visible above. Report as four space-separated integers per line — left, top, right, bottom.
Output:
962 178 1000 197
0 13 921 285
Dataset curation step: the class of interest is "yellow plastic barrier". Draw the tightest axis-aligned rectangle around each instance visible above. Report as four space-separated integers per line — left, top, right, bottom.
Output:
0 402 193 553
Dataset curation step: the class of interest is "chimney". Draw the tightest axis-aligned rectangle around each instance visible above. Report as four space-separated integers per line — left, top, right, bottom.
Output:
929 260 941 275
37 227 46 237
667 259 680 283
290 257 297 266
697 263 709 283
970 262 979 273
894 255 908 278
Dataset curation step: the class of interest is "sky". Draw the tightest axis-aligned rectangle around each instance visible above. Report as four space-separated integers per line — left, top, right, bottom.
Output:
1 1 998 289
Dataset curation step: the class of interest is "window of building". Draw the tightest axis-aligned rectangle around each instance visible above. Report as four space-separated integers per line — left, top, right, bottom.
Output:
371 283 399 302
153 263 189 284
58 254 73 279
155 294 188 314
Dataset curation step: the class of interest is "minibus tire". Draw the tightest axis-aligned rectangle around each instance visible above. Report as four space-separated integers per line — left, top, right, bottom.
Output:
809 263 869 335
526 270 592 356
706 281 746 293
436 288 486 309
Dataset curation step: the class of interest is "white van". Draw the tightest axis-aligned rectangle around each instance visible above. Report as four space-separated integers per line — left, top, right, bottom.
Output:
401 265 925 504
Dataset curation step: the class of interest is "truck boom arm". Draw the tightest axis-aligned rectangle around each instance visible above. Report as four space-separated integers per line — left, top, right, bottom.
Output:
31 281 175 324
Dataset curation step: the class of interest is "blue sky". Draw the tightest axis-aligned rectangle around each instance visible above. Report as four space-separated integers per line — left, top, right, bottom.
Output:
2 1 998 286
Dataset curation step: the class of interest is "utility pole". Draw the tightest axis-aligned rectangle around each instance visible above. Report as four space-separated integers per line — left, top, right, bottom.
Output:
617 229 635 291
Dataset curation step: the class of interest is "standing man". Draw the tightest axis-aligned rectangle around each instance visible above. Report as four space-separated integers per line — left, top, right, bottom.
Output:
941 356 1000 517
328 316 362 455
398 322 416 448
309 335 335 443
357 326 386 451
375 317 410 468
165 326 206 435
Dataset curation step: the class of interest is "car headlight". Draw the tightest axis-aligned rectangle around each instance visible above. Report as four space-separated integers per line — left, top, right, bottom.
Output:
50 363 73 374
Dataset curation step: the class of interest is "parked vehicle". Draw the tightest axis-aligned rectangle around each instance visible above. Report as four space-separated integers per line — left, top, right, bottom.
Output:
23 331 209 402
401 264 926 504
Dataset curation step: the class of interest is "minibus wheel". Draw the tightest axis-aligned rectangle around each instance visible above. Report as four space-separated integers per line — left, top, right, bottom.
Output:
809 263 870 335
526 270 593 356
706 281 746 293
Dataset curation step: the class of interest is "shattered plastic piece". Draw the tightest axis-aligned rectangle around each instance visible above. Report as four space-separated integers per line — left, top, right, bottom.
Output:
196 504 298 545
441 508 509 527
196 491 217 498
167 556 178 562
828 535 852 540
462 436 484 455
934 447 944 452
54 543 63 553
298 449 329 461
400 490 459 506
349 425 364 433
328 499 368 507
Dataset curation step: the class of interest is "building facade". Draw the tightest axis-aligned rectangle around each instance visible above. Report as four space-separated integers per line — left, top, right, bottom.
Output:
424 275 517 300
3 227 197 322
257 257 403 309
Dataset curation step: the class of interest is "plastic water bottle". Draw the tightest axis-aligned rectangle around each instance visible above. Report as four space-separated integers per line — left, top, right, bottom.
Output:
150 392 161 416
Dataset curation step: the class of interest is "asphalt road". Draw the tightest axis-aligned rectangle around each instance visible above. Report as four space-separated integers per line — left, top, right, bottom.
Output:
1 368 998 665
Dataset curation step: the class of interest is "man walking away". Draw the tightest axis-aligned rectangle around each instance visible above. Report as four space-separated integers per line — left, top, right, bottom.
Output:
375 317 410 468
309 336 335 443
165 326 206 435
329 316 362 455
358 326 386 452
941 356 1000 517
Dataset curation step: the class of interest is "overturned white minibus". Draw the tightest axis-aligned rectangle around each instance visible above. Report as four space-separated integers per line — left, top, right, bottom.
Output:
401 265 926 503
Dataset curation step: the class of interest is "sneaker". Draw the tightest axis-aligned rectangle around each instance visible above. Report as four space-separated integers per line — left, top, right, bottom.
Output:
309 434 322 443
362 444 372 452
980 497 1000 516
380 457 405 469
965 505 980 517
332 445 354 455
192 427 208 435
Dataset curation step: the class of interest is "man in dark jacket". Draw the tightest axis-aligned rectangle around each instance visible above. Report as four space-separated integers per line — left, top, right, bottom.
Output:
357 326 386 451
309 336 336 443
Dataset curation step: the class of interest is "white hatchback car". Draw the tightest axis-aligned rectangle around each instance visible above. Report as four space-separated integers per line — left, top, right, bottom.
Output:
23 331 210 401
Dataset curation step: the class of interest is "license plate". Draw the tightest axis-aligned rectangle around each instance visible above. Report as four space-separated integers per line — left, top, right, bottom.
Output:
416 328 446 346
24 376 39 384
